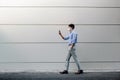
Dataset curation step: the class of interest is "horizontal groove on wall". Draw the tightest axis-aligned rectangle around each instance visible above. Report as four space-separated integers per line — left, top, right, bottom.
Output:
0 6 120 8
0 61 120 63
0 24 120 25
0 42 120 44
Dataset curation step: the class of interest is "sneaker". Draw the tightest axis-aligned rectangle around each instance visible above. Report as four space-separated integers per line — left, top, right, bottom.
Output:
75 70 83 74
59 70 68 74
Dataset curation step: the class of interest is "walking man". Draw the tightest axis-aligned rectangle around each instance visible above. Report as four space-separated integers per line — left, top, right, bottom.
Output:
59 24 83 74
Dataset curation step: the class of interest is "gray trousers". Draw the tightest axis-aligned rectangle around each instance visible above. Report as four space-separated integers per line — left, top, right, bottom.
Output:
65 46 81 71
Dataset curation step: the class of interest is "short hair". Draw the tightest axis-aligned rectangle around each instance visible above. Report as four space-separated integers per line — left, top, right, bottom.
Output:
68 24 75 29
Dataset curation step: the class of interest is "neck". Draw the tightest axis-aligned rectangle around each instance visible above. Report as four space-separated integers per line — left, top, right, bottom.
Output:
69 30 73 33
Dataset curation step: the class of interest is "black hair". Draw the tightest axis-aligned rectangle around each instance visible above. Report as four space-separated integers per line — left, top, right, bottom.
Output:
68 24 75 29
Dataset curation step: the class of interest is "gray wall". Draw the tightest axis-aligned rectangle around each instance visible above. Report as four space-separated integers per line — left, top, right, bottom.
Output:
0 0 120 72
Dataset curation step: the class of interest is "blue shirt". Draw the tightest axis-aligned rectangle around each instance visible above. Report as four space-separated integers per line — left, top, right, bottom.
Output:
64 31 77 46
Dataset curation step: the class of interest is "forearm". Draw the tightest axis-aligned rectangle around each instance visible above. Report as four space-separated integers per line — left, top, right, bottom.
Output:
59 30 65 40
59 34 64 40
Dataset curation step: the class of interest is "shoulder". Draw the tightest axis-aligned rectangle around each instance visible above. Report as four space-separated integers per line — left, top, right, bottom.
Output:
72 31 78 35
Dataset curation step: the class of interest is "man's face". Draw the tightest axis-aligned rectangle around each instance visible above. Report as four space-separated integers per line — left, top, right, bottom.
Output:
67 26 72 32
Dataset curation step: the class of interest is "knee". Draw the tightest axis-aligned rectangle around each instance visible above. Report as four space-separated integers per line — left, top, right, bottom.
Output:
66 58 70 62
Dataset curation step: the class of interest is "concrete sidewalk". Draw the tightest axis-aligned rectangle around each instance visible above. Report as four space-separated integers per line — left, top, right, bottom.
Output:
0 72 119 80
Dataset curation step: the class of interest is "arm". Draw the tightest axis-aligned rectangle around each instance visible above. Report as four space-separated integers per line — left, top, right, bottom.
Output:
59 30 64 40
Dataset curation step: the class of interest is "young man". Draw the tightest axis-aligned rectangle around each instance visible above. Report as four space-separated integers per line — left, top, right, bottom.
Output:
59 24 83 74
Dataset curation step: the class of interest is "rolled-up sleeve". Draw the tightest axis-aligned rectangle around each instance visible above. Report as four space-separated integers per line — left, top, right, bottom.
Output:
64 36 69 40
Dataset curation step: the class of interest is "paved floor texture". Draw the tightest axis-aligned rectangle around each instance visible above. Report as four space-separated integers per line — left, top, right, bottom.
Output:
0 72 119 80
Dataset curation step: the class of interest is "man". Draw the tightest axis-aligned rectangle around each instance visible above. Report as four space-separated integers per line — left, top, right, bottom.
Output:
59 24 83 74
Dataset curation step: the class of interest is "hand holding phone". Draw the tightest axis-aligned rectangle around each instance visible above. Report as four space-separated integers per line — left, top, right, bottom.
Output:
59 30 61 35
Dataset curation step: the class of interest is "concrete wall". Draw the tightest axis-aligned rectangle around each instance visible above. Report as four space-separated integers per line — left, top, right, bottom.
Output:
0 0 120 72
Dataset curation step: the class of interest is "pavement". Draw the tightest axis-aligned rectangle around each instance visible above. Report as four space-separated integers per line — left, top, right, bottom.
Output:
0 72 119 80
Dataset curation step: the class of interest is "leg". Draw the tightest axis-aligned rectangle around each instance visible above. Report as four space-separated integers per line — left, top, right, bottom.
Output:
71 49 83 74
71 49 81 70
65 50 72 71
59 49 71 74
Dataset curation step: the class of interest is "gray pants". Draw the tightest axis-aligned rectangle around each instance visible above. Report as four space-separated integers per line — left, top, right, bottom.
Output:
65 46 81 71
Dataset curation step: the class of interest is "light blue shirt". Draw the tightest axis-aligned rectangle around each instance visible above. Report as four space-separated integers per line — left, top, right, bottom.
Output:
64 31 77 46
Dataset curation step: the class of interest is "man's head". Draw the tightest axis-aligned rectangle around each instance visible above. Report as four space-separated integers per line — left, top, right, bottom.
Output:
67 24 75 32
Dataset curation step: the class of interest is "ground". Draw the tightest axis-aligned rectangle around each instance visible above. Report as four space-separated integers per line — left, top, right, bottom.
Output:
0 72 119 80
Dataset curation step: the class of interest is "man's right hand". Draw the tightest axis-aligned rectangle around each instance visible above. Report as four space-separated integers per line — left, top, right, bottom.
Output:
59 30 64 40
59 30 61 35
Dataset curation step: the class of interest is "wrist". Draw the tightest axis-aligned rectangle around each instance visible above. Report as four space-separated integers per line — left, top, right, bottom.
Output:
59 33 61 35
